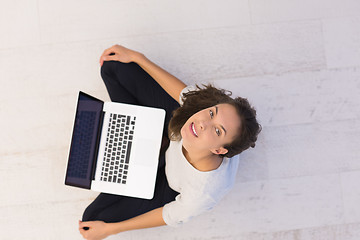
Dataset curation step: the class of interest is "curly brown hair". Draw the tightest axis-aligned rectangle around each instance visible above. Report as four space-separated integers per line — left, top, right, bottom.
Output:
168 85 261 158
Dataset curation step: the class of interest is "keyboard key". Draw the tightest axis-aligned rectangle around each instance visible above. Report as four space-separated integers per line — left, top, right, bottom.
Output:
125 142 132 164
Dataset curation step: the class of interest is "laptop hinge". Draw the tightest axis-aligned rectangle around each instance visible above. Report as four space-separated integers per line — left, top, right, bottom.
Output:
91 111 105 180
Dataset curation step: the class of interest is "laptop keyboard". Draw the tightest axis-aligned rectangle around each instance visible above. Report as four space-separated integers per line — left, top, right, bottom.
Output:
68 111 97 178
100 113 136 185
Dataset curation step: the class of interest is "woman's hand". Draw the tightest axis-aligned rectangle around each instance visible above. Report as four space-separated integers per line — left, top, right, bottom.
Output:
79 220 112 240
99 44 142 66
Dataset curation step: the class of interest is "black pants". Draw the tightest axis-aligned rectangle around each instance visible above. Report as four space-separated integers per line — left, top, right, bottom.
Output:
82 61 180 223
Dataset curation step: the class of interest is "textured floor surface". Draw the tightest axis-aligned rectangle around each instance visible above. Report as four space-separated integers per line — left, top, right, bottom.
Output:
1 1 360 239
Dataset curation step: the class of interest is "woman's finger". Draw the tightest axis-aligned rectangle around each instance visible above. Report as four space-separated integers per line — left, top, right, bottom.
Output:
79 220 92 229
103 45 117 55
79 220 84 230
100 55 118 66
102 55 118 62
100 46 116 63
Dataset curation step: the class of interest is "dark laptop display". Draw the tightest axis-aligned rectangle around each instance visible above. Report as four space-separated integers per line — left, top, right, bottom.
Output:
65 92 104 189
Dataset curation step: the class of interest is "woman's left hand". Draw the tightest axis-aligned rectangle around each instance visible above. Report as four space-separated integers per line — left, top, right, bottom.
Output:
79 220 111 240
99 44 141 66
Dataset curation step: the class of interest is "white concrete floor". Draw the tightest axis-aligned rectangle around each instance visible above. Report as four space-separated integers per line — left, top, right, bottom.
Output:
1 1 360 239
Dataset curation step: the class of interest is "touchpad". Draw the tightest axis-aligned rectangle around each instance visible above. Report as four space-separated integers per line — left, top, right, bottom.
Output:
131 139 160 166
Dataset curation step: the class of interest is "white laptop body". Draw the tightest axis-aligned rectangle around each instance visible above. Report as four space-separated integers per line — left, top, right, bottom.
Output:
65 92 165 200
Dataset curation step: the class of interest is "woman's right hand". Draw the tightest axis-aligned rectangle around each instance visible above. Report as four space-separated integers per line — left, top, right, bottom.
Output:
99 45 142 66
79 220 112 240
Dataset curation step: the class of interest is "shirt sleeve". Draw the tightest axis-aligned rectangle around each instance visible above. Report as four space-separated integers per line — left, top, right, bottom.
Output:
162 191 217 227
162 156 240 227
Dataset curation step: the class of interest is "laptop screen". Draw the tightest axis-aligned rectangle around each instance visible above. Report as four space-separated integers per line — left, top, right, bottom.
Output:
65 92 104 189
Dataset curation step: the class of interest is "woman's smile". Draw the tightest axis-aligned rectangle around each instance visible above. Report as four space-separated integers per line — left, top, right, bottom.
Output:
190 122 198 137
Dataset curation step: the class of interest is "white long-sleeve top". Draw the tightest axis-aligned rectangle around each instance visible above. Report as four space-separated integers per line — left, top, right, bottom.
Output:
162 86 239 227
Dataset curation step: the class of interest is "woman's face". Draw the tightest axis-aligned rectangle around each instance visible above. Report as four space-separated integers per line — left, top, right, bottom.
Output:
181 103 241 156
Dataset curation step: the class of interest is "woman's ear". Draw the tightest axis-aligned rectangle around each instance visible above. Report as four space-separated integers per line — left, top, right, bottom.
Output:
211 147 228 155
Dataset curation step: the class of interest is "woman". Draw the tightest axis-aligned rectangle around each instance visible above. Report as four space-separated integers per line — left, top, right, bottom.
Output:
78 45 261 240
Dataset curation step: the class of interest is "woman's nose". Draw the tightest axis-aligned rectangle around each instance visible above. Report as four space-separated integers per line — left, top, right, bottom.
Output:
199 120 208 130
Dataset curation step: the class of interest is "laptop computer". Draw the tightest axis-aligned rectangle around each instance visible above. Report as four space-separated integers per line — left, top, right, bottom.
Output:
65 91 165 199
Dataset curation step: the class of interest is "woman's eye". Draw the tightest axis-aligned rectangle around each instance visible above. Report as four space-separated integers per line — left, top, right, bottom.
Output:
210 110 214 118
215 128 221 136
